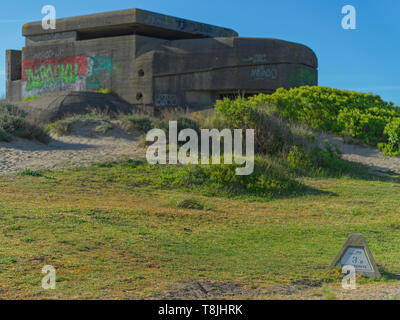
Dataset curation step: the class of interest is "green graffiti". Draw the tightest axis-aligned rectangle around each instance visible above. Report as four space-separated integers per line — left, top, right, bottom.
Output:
289 68 316 86
86 56 115 90
25 63 79 91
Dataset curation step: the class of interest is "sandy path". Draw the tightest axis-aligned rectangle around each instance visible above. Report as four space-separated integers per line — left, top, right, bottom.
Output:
2 126 399 175
317 132 400 174
0 121 145 174
266 282 400 300
153 280 400 300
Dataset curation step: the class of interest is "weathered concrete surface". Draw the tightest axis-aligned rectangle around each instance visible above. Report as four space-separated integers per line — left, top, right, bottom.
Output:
23 8 238 40
6 8 318 109
18 91 134 124
6 50 22 101
149 37 317 108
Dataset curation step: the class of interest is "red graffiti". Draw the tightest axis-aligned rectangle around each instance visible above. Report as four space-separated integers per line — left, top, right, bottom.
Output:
22 56 87 81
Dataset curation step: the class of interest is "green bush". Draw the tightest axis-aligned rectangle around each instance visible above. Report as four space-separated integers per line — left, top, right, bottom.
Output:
101 123 113 134
18 169 44 177
216 86 400 156
215 97 294 155
158 157 307 199
121 115 154 133
381 118 400 156
287 146 313 170
48 120 71 136
158 117 200 136
0 102 49 143
337 108 387 145
0 127 12 142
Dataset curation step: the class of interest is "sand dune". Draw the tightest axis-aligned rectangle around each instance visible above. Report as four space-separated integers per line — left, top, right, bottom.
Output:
1 124 400 175
0 121 145 174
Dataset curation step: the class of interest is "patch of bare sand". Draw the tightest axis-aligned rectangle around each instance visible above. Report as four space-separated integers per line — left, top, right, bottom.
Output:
266 282 400 300
156 280 400 300
151 281 400 300
317 132 400 175
0 120 145 174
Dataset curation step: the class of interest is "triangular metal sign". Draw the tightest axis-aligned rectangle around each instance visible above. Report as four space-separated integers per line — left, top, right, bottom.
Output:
329 234 381 278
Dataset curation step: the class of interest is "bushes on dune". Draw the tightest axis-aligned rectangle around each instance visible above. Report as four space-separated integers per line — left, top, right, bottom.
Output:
0 102 49 143
215 90 370 177
216 86 400 156
145 157 307 199
381 118 400 156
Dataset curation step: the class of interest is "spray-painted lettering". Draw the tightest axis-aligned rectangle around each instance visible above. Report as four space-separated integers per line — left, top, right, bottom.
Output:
21 56 119 98
289 68 316 86
250 66 278 80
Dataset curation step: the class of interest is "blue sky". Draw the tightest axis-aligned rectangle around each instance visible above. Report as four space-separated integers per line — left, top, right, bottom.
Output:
1 0 399 104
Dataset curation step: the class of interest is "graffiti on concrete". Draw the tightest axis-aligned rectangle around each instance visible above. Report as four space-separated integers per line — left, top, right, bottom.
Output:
289 68 316 86
143 12 232 37
250 66 278 80
24 64 78 90
86 56 114 90
32 48 64 60
242 54 267 64
22 55 120 98
22 56 87 96
155 94 178 107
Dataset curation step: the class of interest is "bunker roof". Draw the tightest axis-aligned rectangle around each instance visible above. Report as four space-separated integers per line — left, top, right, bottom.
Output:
22 8 239 40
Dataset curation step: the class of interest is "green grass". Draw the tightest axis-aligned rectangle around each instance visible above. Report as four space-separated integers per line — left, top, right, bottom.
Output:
173 196 213 211
0 159 400 299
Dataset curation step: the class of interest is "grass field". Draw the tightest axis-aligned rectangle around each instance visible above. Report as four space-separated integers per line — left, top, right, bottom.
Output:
1 160 400 299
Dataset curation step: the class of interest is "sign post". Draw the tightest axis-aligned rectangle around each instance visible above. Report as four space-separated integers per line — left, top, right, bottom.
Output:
329 234 381 278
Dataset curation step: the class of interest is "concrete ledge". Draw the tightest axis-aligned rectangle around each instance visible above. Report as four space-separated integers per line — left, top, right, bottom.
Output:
22 8 238 40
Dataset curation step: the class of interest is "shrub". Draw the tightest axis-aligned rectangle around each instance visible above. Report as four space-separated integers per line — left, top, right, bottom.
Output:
120 115 154 133
18 169 44 177
158 117 200 136
287 146 313 170
215 98 294 155
101 123 113 134
48 111 112 136
381 118 400 156
0 102 49 143
158 157 307 199
216 86 400 156
48 120 71 136
0 127 12 142
337 108 386 145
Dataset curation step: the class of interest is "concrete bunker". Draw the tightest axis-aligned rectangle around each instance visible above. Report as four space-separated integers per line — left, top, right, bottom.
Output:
6 8 318 109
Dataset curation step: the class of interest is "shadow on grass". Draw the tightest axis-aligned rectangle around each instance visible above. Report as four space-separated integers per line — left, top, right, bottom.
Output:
379 268 400 281
296 158 400 184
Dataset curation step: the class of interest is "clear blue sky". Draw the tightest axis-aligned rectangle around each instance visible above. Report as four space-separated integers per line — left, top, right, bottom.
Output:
1 0 399 104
